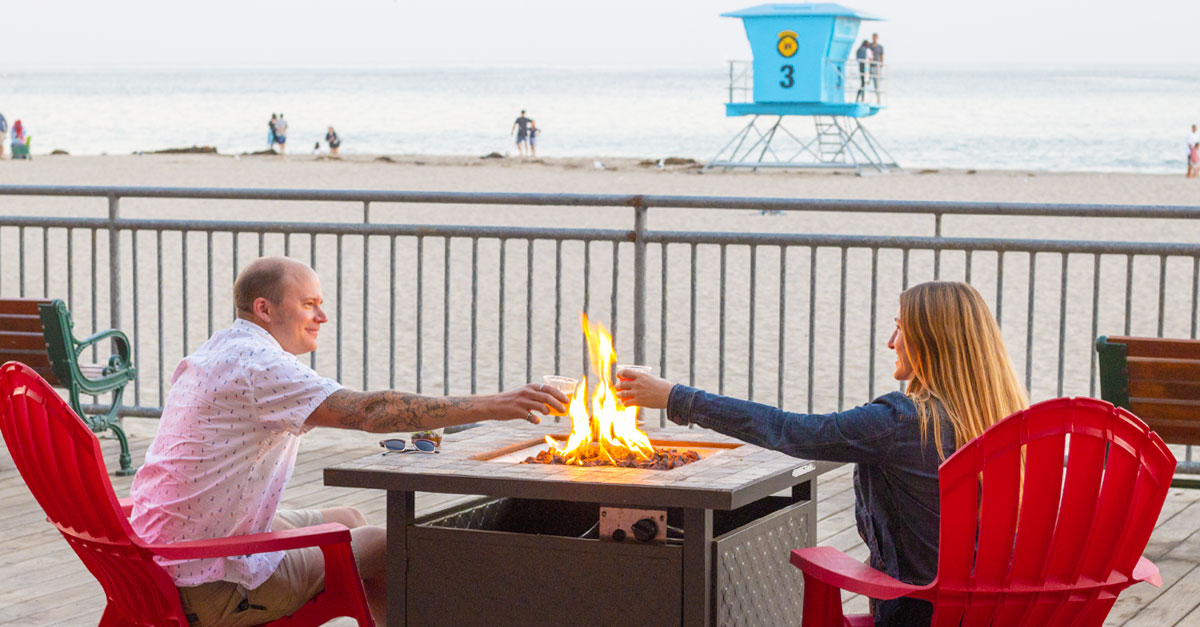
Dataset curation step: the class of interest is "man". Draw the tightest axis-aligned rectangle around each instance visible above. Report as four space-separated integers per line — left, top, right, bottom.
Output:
1187 124 1198 177
274 113 289 154
130 257 566 626
0 111 7 159
511 109 532 157
869 33 885 104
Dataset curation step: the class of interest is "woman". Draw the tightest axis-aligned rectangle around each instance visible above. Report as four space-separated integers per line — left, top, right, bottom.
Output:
855 39 873 102
616 281 1027 626
325 126 341 155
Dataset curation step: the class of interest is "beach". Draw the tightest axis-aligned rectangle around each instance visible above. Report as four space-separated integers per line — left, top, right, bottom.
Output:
2 152 1199 204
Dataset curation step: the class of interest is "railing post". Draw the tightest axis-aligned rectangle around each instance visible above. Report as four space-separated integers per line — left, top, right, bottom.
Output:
363 201 370 389
728 62 734 103
108 194 121 330
633 202 648 366
933 211 942 279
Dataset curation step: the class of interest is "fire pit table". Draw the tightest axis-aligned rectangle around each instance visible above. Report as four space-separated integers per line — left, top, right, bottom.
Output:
325 421 819 626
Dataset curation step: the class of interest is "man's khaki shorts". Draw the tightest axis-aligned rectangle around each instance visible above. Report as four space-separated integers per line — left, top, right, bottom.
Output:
177 509 359 627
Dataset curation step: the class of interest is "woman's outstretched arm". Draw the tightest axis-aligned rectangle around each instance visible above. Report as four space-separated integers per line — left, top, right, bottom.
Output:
617 368 904 464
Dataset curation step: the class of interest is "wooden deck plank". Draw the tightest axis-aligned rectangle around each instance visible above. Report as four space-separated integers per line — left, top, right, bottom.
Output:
0 421 1196 625
1120 562 1200 627
1179 601 1200 627
1105 559 1198 625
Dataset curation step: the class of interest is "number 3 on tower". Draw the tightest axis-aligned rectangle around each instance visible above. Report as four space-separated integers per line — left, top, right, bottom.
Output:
779 65 794 88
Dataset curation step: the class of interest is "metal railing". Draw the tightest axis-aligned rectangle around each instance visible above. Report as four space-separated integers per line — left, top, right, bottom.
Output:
0 186 1197 468
838 59 887 105
727 61 754 103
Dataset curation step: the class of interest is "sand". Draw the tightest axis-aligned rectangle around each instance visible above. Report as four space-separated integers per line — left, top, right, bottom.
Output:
1 152 1199 206
0 153 1197 426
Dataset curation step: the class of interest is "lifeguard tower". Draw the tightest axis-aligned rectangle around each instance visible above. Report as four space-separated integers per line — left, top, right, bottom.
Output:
705 3 898 174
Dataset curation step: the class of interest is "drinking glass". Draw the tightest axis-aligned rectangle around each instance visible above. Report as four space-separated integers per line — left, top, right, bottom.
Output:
616 364 653 380
542 375 578 416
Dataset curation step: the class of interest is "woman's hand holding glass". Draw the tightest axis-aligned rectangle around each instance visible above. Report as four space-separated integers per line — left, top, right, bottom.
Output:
614 368 673 409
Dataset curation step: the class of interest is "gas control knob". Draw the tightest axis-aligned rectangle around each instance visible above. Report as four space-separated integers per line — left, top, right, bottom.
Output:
632 517 659 542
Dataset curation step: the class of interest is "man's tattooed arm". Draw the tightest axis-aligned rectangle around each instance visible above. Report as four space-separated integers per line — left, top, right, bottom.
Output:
306 389 482 432
305 383 569 432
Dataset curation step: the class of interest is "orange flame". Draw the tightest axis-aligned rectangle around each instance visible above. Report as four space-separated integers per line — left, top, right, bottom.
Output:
543 313 655 464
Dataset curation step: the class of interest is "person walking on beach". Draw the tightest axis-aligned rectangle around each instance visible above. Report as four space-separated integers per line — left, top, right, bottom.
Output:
855 40 873 103
511 110 532 157
528 121 540 158
268 114 277 151
10 119 28 159
1187 124 1198 178
870 33 885 103
0 111 7 159
274 113 289 154
130 256 568 626
325 126 341 155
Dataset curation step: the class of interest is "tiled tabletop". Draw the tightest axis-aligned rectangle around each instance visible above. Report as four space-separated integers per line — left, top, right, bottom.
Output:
325 421 816 510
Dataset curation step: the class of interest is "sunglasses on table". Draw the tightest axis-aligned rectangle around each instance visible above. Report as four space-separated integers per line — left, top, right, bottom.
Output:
379 438 440 455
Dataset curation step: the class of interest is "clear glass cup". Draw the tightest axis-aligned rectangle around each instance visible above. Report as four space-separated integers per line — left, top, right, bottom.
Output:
542 375 578 416
615 365 653 424
616 364 653 380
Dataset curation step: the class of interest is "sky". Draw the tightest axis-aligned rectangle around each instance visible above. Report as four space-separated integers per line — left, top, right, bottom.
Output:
9 0 1200 69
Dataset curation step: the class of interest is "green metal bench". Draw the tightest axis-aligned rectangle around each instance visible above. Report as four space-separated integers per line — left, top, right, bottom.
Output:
1097 335 1200 480
0 298 136 475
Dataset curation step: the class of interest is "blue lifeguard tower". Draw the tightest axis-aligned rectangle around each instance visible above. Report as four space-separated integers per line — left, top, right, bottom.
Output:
705 3 898 174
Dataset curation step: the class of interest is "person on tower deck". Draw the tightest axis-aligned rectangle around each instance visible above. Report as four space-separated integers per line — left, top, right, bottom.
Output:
870 33 885 104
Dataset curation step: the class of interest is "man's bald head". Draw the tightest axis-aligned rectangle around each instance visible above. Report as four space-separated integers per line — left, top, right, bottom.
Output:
234 257 314 319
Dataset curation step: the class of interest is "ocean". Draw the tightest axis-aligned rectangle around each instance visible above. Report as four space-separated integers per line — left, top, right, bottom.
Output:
1 64 1197 173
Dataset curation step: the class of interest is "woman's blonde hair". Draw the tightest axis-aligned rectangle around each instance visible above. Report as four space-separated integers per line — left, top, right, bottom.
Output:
899 281 1028 460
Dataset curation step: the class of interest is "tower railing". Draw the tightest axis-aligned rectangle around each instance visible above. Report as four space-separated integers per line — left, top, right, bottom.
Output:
834 59 887 106
724 60 887 106
726 60 754 103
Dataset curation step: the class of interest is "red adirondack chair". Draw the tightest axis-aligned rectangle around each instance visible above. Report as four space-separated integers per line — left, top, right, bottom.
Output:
792 396 1176 627
0 361 374 626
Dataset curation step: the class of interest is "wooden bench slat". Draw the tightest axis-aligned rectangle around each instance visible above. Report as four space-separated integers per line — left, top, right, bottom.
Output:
0 332 47 352
27 365 58 385
1131 380 1200 401
0 299 52 316
1128 357 1200 383
0 349 53 369
0 360 103 388
1129 399 1200 446
77 364 106 379
0 314 44 333
1108 336 1200 360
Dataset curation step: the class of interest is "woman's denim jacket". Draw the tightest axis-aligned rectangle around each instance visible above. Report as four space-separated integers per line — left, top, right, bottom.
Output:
667 386 955 626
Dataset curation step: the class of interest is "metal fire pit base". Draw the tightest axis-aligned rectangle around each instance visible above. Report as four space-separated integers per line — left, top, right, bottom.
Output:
325 422 819 626
407 495 812 626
